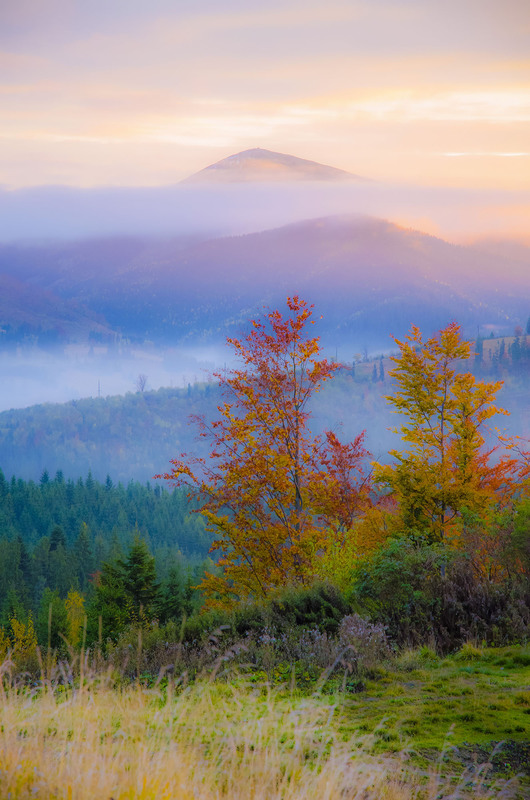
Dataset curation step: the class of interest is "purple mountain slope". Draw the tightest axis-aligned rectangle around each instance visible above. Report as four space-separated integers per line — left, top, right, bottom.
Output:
0 215 527 348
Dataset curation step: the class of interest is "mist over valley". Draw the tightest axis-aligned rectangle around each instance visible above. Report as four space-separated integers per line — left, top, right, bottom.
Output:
0 149 528 480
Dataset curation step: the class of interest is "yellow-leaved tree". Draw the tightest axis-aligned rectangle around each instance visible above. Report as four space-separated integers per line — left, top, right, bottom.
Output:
374 323 517 542
65 590 85 648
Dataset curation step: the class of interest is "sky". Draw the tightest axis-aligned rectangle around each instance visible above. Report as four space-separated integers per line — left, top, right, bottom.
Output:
1 0 529 194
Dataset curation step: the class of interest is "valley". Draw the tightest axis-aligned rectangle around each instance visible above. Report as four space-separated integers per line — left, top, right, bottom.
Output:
0 148 528 800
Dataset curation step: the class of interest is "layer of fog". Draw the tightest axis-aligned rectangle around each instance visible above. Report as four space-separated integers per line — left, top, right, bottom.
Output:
0 345 231 413
1 181 528 244
0 337 386 414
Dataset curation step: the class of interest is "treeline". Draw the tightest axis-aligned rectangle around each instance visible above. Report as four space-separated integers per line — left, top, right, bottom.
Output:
474 331 530 376
0 383 220 484
0 341 528 486
0 469 213 632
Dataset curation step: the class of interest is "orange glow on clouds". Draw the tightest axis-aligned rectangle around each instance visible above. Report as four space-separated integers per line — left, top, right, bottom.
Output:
0 0 528 214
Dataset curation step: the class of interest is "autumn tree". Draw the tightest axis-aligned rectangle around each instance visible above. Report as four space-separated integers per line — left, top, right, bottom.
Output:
159 297 371 608
375 323 516 542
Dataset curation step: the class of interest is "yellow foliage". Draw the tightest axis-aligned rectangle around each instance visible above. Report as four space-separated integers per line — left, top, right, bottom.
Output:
374 323 517 543
0 626 10 662
316 509 395 591
9 614 37 660
65 590 85 648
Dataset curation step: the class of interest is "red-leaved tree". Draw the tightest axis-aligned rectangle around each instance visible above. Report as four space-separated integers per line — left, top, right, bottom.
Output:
158 297 371 609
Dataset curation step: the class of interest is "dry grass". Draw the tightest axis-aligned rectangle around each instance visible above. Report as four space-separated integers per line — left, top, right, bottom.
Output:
0 675 522 800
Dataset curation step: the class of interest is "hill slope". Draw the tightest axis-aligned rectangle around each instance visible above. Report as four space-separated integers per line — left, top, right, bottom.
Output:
0 352 526 484
0 273 115 345
0 216 526 348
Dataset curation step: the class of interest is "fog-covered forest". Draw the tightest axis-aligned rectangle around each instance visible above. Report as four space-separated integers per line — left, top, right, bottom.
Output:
0 333 527 484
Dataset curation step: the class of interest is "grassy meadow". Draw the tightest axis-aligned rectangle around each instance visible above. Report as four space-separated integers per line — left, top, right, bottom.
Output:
0 643 528 799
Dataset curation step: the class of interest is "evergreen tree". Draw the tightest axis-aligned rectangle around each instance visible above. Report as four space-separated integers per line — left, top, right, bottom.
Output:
65 479 75 505
49 525 66 551
16 536 32 606
119 538 159 618
85 471 95 492
0 469 7 498
88 562 129 643
510 335 522 369
155 566 184 623
74 523 94 593
48 546 74 597
88 537 160 643
475 335 484 368
36 588 68 650
0 587 26 628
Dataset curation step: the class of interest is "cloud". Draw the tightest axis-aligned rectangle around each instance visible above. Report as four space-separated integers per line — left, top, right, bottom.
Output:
0 0 529 190
0 180 528 243
443 152 530 157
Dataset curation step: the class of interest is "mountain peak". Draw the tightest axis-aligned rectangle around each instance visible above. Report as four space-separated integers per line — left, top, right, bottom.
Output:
182 148 364 184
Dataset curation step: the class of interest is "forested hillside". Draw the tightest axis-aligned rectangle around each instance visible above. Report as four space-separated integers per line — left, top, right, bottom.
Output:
0 383 219 483
0 335 527 483
0 470 211 627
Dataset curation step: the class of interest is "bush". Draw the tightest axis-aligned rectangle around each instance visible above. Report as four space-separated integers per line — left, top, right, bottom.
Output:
349 538 530 652
338 614 390 668
266 582 350 634
103 582 352 684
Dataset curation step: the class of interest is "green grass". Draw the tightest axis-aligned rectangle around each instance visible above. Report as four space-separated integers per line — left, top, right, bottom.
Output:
231 641 530 793
326 644 530 757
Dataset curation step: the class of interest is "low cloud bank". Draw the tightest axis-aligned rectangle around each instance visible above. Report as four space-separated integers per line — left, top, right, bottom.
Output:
0 181 528 243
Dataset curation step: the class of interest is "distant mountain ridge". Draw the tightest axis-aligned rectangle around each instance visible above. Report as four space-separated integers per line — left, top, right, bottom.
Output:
0 273 114 344
182 148 364 183
0 215 527 348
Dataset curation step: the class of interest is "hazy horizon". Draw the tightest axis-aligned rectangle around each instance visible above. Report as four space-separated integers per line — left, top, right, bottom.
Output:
1 179 529 244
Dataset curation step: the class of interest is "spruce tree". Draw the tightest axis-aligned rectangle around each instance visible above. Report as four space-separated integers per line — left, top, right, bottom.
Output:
49 525 66 552
155 566 184 623
74 523 94 593
119 538 159 618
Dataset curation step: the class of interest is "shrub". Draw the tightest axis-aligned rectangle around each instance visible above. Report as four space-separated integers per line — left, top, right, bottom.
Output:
266 582 350 634
349 538 530 652
102 583 351 684
338 614 390 668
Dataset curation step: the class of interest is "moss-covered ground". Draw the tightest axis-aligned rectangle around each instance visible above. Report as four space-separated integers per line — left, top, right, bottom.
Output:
333 644 530 754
